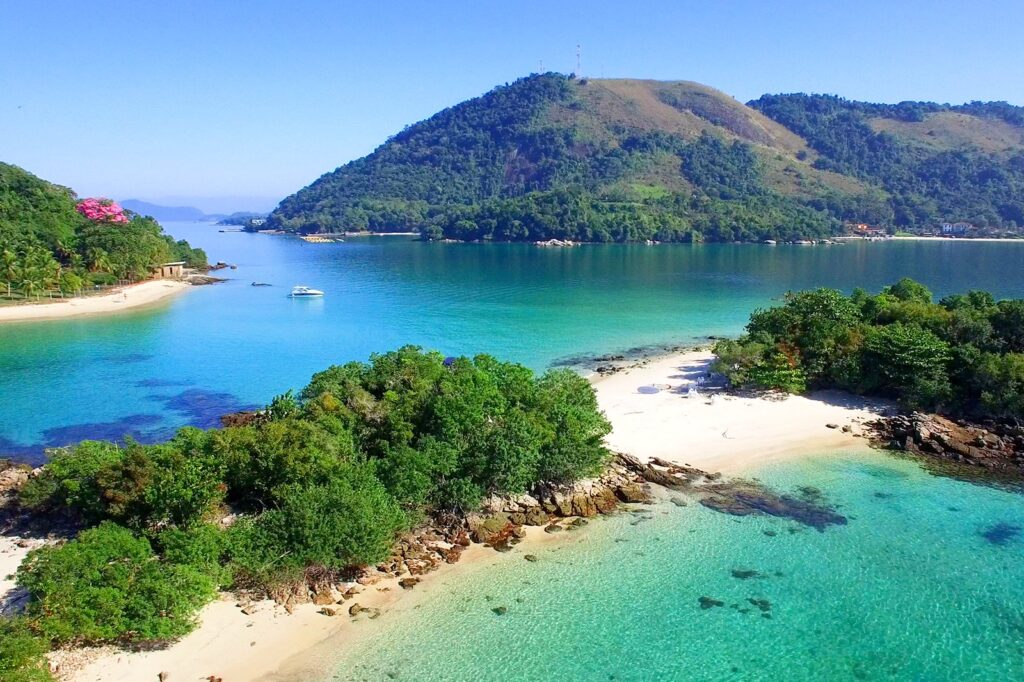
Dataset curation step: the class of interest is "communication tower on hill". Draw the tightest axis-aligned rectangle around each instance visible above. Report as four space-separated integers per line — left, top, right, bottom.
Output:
575 44 582 77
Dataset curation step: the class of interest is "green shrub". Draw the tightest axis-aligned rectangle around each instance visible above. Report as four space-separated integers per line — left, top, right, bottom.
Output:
153 523 232 588
861 323 952 409
0 618 53 682
227 464 407 586
17 523 216 645
20 433 224 530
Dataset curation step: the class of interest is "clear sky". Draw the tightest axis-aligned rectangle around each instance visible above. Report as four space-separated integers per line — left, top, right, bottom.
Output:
2 0 1023 212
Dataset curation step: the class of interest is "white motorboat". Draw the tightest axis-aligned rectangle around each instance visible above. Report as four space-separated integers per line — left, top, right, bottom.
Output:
289 285 324 297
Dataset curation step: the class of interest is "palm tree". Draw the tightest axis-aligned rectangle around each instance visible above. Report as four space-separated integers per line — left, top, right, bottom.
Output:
1 248 17 297
86 247 111 274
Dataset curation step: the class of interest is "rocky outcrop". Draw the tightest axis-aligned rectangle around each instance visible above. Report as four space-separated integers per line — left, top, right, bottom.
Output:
868 412 1024 480
618 452 846 530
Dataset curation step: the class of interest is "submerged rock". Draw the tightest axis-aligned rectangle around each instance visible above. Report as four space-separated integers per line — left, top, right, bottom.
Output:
698 596 725 610
730 569 760 580
492 606 508 615
747 597 772 613
980 522 1022 546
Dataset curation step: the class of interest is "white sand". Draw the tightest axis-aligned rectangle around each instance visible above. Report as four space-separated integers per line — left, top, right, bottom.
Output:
58 532 562 682
0 280 191 323
594 350 887 473
53 349 888 681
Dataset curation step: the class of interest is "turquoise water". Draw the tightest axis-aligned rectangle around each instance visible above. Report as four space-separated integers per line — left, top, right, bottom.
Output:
323 449 1024 681
2 226 1024 462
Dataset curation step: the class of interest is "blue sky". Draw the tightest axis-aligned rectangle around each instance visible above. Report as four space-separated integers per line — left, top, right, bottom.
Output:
2 0 1023 212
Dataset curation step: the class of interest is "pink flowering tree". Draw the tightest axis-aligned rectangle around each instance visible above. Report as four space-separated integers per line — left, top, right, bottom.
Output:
76 198 129 224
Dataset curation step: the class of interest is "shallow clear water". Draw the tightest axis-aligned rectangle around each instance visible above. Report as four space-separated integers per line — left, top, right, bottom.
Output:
327 450 1024 682
2 226 1024 462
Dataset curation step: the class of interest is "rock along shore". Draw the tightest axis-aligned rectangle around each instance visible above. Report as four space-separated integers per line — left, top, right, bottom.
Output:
866 412 1024 484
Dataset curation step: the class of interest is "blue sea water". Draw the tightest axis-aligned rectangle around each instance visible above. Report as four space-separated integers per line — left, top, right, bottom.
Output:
320 450 1024 682
2 225 1023 680
2 224 1024 463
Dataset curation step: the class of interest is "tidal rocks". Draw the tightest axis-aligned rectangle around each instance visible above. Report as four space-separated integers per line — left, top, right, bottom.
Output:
698 596 725 609
544 523 563 534
398 578 420 589
747 597 772 613
524 554 539 562
868 412 1024 482
699 486 847 531
319 607 338 617
492 606 508 615
730 569 760 580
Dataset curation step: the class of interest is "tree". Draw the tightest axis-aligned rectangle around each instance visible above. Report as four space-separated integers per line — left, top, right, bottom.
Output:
17 523 216 645
861 323 952 409
992 300 1024 352
1 246 17 296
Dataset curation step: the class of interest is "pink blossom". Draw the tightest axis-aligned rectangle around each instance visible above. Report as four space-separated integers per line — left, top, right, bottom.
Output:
77 197 129 224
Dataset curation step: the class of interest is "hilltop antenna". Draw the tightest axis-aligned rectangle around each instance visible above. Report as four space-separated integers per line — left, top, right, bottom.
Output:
539 59 544 73
575 44 582 77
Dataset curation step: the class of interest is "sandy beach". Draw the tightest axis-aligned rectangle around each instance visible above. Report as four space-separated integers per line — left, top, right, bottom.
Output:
594 350 888 474
56 527 565 682
25 348 889 681
0 280 191 323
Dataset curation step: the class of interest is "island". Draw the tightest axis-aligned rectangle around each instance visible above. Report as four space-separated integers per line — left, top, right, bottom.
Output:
262 74 1024 243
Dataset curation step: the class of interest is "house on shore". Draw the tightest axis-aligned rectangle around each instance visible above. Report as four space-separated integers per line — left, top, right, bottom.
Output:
152 261 186 279
940 222 974 235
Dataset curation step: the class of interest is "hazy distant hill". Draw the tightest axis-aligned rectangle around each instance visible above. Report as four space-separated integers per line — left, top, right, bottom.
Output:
268 73 1024 242
121 199 222 223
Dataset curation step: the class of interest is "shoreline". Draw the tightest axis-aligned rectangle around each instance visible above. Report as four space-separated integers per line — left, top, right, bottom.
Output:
23 348 889 681
0 280 192 324
889 235 1024 243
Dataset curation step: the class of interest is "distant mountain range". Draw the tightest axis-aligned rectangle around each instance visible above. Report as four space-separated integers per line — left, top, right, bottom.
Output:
267 73 1024 243
119 200 223 223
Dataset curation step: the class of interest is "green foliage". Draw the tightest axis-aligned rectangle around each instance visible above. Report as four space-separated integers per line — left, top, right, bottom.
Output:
21 433 225 530
750 94 1024 228
973 353 1024 419
861 323 952 409
0 162 206 297
17 523 216 645
0 618 53 682
265 75 839 242
152 523 233 588
228 464 407 584
724 279 1024 419
14 345 611 647
266 76 1024 241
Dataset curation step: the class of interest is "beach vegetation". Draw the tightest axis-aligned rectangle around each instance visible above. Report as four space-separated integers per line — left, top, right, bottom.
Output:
10 347 611 650
715 279 1024 419
0 162 207 300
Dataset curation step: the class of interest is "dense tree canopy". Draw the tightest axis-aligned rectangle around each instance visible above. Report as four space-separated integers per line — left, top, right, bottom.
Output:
750 94 1024 229
715 279 1024 418
6 347 611 672
0 163 206 298
266 74 1024 242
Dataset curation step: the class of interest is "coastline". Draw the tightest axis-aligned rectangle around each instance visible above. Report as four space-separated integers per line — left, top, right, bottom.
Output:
0 280 192 324
593 350 889 474
32 348 888 681
889 236 1024 243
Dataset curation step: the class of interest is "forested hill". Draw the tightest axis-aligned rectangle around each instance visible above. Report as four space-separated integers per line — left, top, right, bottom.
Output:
0 163 206 297
267 73 1024 243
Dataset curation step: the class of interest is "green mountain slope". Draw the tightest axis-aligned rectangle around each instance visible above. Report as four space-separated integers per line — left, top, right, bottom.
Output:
268 74 1024 242
0 163 206 297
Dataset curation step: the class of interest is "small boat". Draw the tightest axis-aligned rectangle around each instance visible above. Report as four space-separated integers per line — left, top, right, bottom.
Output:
251 281 272 287
289 285 324 297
